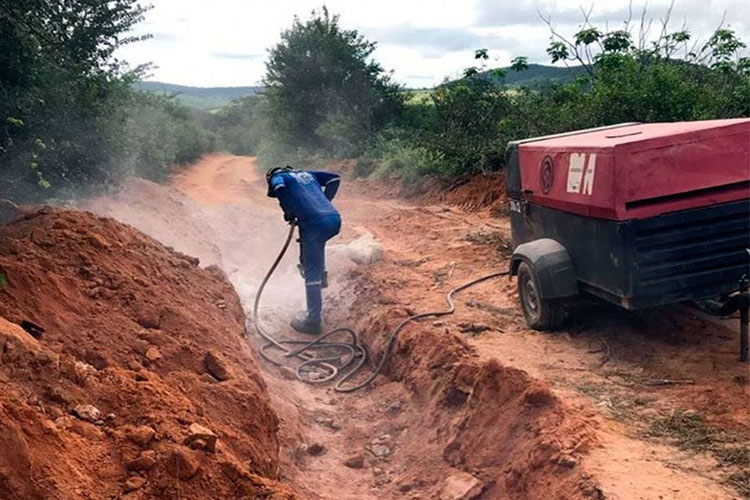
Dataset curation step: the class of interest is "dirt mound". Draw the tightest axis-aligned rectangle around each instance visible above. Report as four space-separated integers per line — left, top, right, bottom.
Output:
344 172 507 215
0 208 295 500
83 176 305 317
417 174 507 212
82 178 224 268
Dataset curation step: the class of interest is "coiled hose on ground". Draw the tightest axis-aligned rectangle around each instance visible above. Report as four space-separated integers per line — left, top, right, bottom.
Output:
252 223 510 393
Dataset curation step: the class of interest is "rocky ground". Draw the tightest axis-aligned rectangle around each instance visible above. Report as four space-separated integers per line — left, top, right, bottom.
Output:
0 208 295 499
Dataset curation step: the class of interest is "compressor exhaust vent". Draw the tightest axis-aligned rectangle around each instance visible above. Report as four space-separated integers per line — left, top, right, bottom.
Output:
632 200 750 299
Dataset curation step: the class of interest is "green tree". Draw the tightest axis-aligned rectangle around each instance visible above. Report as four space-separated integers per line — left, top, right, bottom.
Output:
421 49 529 176
0 0 150 200
531 14 750 124
1 0 217 201
372 16 748 184
212 96 262 155
262 7 403 161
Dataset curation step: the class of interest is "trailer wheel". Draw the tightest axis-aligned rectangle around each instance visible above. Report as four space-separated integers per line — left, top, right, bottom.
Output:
517 262 569 330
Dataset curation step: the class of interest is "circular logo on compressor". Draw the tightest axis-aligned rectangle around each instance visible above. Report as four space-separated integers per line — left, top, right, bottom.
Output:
540 156 554 194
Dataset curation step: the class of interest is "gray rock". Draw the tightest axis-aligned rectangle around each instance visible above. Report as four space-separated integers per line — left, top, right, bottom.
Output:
368 443 391 458
72 404 101 423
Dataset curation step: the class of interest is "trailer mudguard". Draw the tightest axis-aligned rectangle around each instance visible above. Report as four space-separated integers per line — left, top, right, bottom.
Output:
510 238 578 299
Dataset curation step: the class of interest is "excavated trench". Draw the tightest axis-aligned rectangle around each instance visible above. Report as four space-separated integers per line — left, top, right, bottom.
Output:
75 156 604 500
33 153 739 500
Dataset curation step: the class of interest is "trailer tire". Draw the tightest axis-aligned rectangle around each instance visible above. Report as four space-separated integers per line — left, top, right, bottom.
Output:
517 262 569 330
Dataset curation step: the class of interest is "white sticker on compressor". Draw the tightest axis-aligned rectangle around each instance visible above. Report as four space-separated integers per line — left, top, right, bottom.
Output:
566 153 597 195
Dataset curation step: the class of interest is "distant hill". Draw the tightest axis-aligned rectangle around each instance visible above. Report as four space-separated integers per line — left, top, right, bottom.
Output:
435 64 588 93
489 64 587 88
137 65 584 111
135 81 264 110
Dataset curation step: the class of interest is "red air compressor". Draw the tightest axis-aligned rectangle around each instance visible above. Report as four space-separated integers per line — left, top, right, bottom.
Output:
506 119 750 360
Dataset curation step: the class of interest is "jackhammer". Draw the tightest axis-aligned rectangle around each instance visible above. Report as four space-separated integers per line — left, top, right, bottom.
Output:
251 223 509 392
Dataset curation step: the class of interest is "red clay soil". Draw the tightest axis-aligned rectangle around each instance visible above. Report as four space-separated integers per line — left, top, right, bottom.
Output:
334 266 599 500
335 159 508 213
84 157 600 499
0 208 296 500
41 154 743 499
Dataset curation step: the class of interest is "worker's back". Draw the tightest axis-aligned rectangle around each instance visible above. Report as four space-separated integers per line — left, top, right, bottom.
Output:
270 171 339 224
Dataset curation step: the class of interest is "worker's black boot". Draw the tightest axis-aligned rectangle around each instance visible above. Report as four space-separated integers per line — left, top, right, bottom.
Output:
290 315 322 335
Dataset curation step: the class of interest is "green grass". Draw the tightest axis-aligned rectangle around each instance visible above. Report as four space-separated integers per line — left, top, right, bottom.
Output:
402 89 432 105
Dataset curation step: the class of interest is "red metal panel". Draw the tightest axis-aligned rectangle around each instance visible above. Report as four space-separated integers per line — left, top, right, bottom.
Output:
519 149 617 219
518 119 750 221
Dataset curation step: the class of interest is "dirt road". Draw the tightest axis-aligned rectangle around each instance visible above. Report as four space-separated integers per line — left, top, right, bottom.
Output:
92 154 749 499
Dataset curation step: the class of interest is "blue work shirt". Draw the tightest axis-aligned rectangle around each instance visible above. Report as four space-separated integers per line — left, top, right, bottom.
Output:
267 170 341 224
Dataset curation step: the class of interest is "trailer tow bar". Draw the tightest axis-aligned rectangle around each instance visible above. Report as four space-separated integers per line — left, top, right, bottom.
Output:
696 275 749 362
738 276 749 363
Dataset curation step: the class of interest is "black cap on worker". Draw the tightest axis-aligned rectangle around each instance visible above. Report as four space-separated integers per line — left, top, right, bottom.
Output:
265 165 293 183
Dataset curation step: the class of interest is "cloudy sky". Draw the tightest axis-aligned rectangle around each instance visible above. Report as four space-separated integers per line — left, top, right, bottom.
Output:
117 0 750 88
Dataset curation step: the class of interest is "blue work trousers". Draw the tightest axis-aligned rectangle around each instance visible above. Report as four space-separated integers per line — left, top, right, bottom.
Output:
299 214 341 322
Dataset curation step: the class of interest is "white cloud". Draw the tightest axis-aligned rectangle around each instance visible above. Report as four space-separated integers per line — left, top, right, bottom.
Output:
116 0 750 88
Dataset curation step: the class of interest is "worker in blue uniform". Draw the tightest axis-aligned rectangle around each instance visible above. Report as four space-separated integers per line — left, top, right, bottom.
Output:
266 166 341 335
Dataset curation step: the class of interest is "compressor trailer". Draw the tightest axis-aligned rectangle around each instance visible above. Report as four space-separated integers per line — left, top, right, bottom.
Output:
506 119 750 360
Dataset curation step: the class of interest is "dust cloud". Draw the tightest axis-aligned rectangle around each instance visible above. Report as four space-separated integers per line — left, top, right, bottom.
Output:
80 166 378 337
81 177 309 326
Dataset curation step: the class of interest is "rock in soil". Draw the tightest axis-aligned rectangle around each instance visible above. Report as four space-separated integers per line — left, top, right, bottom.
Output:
306 443 326 456
73 361 97 384
72 404 101 423
144 347 162 363
277 366 296 380
555 453 578 468
123 476 146 492
343 455 365 469
367 444 391 459
132 340 150 356
70 421 105 440
314 415 340 430
135 305 161 329
126 425 156 447
84 349 110 370
46 385 71 405
204 350 232 381
440 470 484 500
183 423 217 452
329 231 384 265
457 322 491 336
127 450 157 472
165 446 202 480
